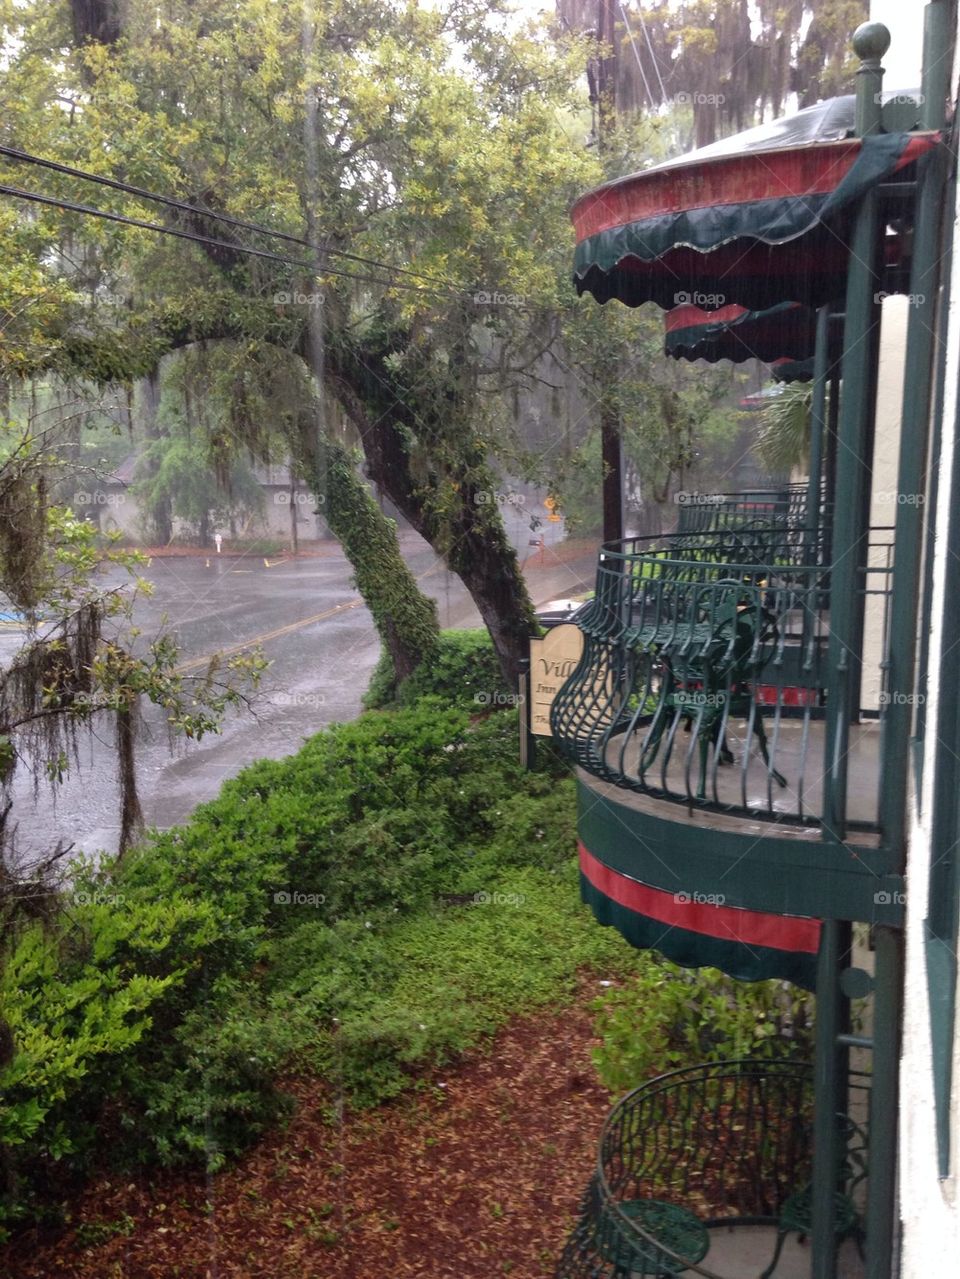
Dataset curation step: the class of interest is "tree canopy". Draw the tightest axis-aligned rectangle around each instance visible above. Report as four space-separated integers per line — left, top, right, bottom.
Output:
1 0 787 682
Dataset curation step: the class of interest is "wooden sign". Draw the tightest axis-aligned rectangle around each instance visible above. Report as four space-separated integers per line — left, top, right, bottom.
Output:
528 624 585 737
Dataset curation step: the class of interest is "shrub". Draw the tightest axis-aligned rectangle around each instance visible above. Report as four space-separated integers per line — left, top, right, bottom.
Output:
364 629 510 711
262 861 643 1106
0 686 608 1231
0 894 227 1230
591 963 815 1094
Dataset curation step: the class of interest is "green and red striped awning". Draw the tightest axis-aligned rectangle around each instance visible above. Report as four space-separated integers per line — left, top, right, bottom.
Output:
573 132 938 313
579 842 820 989
663 299 846 369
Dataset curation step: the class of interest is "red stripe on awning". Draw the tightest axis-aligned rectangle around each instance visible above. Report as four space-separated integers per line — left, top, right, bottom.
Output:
664 301 756 332
579 841 821 954
572 133 938 243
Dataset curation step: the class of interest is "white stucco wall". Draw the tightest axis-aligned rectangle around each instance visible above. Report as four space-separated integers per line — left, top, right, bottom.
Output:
896 4 960 1270
862 299 907 712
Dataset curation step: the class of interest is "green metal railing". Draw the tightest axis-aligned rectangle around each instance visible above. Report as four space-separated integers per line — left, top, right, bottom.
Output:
674 485 817 538
552 530 893 826
556 1059 871 1279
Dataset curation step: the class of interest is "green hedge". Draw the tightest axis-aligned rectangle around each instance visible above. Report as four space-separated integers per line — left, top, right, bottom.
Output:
591 965 815 1094
0 663 814 1238
0 700 637 1235
363 628 511 710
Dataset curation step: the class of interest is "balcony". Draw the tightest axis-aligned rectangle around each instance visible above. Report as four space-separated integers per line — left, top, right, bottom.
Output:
550 527 905 932
556 1059 870 1279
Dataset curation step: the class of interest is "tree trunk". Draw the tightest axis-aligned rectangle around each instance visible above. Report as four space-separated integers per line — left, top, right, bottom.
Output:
296 295 440 688
322 337 537 687
70 0 123 48
116 700 142 859
309 438 439 686
139 371 173 544
443 518 533 688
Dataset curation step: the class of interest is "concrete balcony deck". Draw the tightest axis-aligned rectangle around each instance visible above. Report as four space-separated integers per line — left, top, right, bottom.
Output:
602 715 882 828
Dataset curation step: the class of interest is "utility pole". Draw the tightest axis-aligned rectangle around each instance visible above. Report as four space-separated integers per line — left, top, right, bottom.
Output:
596 0 624 544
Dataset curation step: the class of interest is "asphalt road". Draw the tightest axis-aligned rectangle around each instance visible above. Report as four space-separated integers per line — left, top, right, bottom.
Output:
6 513 596 862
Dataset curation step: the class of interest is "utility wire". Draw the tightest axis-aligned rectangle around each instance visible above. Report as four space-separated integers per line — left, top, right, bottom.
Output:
618 2 657 111
0 143 463 294
0 181 462 300
635 6 668 104
0 179 574 317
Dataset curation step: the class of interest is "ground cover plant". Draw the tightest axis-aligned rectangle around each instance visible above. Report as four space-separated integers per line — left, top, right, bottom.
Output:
0 633 814 1240
0 671 628 1235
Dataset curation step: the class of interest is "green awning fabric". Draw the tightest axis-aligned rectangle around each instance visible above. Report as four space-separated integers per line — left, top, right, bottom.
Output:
580 844 819 989
664 300 845 367
572 132 937 312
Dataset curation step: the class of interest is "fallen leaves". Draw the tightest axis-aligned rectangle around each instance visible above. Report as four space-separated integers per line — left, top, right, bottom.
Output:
3 978 612 1279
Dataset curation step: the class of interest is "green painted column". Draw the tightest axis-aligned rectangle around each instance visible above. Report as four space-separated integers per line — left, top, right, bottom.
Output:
816 23 890 1279
878 0 949 856
822 21 889 840
870 5 952 1265
867 925 904 1278
812 920 853 1279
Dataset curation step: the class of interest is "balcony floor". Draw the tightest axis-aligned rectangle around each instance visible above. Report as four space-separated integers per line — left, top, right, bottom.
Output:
603 716 881 830
700 1226 864 1278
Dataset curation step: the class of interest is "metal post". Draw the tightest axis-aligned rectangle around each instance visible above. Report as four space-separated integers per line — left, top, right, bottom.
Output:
812 921 850 1279
823 21 889 840
866 925 904 1278
814 26 891 1279
518 655 535 770
914 186 954 760
853 25 888 138
870 4 951 1267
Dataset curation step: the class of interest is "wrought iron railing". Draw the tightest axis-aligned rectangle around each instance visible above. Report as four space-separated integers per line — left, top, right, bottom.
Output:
551 530 893 826
556 1059 871 1279
674 486 833 568
675 485 810 533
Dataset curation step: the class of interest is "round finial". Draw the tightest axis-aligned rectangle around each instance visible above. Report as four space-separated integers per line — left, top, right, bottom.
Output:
840 966 875 999
852 21 891 62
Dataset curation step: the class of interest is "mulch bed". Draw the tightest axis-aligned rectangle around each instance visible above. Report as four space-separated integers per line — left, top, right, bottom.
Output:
3 982 613 1279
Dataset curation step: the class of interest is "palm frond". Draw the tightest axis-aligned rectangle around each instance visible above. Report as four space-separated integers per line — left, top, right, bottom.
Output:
755 383 813 474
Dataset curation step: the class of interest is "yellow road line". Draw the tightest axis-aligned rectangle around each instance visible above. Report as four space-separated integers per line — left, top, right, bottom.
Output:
173 554 448 675
175 599 362 673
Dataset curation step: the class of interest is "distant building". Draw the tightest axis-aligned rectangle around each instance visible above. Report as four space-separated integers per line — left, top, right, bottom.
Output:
85 454 329 544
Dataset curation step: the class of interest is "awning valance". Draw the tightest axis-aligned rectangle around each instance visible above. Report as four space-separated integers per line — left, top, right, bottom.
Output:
664 300 845 368
580 843 819 989
573 132 938 312
771 356 817 384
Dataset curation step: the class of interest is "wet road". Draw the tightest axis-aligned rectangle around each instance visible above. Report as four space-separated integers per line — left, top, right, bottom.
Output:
8 509 591 861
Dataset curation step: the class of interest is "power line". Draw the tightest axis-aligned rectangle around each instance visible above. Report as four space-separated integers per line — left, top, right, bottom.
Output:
619 2 657 111
0 178 574 318
0 181 462 300
635 6 668 105
0 146 578 316
0 143 464 295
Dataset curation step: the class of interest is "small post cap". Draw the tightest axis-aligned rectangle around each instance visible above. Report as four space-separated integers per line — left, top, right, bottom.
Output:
852 22 891 62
